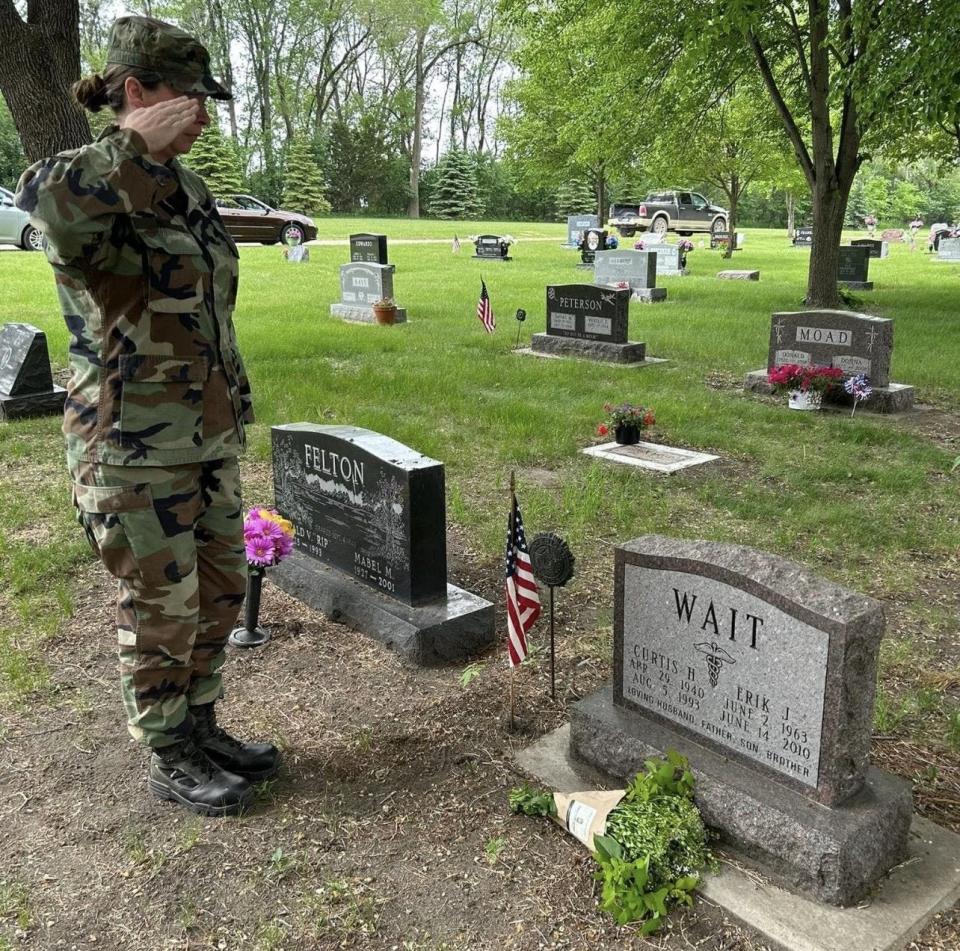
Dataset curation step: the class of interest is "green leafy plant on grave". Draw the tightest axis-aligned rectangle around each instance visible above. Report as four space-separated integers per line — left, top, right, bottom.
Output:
510 751 712 933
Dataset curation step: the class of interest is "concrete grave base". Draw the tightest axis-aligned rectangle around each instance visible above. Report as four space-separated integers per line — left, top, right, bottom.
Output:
582 440 717 473
471 254 511 262
330 304 408 324
270 549 494 666
517 348 667 370
631 287 667 303
840 280 874 290
569 688 913 906
530 333 645 364
516 723 960 951
744 371 915 413
718 270 760 281
0 386 66 420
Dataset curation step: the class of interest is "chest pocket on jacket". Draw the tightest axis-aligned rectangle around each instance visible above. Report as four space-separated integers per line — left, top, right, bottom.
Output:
117 354 209 454
135 224 207 314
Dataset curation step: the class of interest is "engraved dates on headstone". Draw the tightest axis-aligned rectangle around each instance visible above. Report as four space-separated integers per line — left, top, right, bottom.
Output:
349 233 388 266
611 536 886 806
768 310 892 388
545 284 629 343
272 424 447 606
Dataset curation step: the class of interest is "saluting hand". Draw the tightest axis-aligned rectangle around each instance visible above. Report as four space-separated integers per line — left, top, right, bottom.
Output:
120 97 201 157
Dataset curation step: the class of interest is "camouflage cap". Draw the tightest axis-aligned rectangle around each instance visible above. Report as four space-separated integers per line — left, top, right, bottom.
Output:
105 16 232 101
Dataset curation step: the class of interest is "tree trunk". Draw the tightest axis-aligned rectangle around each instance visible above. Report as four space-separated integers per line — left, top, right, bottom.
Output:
724 175 739 260
407 36 425 218
807 180 847 307
0 0 90 161
786 191 795 239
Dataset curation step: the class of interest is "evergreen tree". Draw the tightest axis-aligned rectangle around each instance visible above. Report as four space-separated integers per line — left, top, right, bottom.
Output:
430 149 483 219
185 123 244 198
282 138 331 216
554 178 596 218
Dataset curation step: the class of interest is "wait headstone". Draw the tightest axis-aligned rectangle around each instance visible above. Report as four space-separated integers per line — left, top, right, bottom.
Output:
531 283 646 364
349 233 389 267
330 262 407 324
0 323 66 420
851 238 889 259
936 237 960 262
270 424 494 663
565 214 600 249
569 535 912 904
593 249 665 302
792 227 813 248
743 309 914 412
472 235 512 261
837 245 873 290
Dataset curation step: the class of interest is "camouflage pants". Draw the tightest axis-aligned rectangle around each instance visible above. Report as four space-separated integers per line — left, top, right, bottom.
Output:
70 457 245 748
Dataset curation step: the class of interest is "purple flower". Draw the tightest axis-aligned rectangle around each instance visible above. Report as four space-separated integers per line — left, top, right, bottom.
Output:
245 533 275 567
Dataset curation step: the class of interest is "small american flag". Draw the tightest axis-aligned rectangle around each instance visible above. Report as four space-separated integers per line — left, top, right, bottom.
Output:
505 493 540 667
477 278 496 333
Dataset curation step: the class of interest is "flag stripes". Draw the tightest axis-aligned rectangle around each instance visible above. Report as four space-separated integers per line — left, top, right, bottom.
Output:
505 494 540 667
477 278 496 333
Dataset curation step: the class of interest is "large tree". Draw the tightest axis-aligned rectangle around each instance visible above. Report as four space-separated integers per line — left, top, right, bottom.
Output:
0 0 90 160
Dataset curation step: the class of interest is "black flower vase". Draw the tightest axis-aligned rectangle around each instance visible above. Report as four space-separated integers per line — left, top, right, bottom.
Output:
614 423 641 445
228 566 270 648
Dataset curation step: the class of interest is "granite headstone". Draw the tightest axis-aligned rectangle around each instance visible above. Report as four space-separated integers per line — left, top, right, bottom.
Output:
349 233 389 266
793 227 813 247
566 214 600 248
593 249 665 302
330 262 407 323
837 245 873 289
851 238 888 259
570 535 912 904
650 243 684 276
472 235 511 261
270 424 494 663
0 323 66 420
936 236 960 261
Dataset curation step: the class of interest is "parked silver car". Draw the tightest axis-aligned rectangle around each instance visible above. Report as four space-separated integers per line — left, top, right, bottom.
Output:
0 186 43 250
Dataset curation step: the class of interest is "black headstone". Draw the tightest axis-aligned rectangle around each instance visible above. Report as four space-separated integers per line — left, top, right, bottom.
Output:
0 322 65 420
793 227 813 247
837 245 871 284
472 235 510 260
578 228 609 264
850 238 887 259
0 323 54 396
545 284 629 343
272 424 447 606
710 230 731 250
349 233 389 266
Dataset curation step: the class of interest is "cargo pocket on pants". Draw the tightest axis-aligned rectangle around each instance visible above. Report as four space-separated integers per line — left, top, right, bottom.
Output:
72 482 155 582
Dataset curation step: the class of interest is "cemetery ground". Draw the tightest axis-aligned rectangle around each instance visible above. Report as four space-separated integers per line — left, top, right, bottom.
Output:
0 222 958 950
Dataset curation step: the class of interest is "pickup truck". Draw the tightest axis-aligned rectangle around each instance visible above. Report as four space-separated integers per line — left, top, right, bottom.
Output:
608 191 728 238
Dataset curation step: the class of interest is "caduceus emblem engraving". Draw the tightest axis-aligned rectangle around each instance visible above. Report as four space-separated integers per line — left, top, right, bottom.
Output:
694 641 736 687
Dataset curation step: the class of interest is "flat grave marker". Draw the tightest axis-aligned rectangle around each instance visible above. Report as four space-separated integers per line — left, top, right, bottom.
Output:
582 441 717 473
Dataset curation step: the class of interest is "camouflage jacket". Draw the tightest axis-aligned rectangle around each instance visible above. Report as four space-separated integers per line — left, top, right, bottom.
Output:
16 125 253 466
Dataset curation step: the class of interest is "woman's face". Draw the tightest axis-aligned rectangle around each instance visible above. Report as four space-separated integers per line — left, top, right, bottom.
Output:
138 83 210 158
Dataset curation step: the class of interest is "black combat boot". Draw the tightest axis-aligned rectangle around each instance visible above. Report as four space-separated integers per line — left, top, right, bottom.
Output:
190 702 280 781
148 737 253 817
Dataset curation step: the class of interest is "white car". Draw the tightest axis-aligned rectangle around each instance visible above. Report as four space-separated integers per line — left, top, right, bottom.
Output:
0 186 44 250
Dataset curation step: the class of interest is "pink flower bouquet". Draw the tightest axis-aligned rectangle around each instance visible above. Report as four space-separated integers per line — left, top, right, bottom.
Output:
244 507 295 568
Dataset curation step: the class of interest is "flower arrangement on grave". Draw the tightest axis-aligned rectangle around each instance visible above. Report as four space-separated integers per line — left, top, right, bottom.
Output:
605 234 619 249
678 238 694 266
372 296 397 325
633 238 645 251
597 402 655 445
230 507 296 648
767 364 844 410
843 373 873 416
510 751 712 933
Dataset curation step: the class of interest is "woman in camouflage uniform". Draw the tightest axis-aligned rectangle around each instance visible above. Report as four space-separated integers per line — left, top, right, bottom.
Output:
16 16 278 816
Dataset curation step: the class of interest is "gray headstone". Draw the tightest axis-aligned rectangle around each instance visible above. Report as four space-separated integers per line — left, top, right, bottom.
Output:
568 535 913 905
0 322 54 396
272 424 446 606
338 262 395 307
594 249 657 291
851 238 888 259
650 244 683 275
937 237 960 260
837 245 871 285
545 283 629 344
566 214 599 247
768 310 892 388
349 233 388 266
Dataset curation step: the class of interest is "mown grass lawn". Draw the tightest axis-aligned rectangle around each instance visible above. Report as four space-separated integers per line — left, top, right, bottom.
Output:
1 221 958 736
